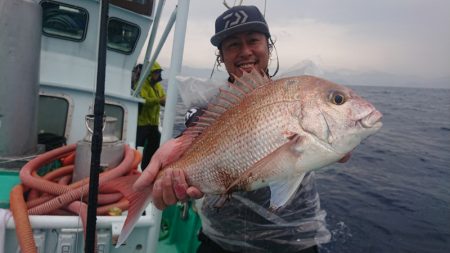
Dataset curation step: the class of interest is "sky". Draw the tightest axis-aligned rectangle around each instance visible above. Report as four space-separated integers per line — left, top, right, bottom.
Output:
141 0 450 82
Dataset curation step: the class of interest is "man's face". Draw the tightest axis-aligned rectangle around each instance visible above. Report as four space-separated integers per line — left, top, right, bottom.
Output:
151 70 161 81
220 31 269 78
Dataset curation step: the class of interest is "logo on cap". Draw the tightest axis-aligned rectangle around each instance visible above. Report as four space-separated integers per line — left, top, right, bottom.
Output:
222 10 249 29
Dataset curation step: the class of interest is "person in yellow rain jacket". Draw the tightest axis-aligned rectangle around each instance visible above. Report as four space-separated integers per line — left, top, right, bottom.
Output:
136 62 166 169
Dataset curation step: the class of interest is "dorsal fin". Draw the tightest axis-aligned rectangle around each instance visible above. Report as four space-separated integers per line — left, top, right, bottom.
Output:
232 68 270 91
181 69 271 141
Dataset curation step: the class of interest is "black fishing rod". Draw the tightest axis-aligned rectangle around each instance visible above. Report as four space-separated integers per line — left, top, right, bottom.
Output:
85 0 108 252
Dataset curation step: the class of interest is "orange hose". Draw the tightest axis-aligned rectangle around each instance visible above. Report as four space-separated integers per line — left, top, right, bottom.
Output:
27 165 74 201
10 184 36 253
61 151 76 166
27 146 135 215
10 143 143 253
131 149 142 171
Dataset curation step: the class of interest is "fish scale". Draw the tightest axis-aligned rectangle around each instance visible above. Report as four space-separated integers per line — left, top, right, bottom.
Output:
168 76 304 193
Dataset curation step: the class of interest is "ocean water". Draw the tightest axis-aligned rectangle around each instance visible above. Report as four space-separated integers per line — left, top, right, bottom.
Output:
316 86 450 253
168 85 450 253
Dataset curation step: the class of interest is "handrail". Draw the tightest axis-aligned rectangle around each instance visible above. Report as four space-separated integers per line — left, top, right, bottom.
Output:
145 0 191 252
133 5 177 97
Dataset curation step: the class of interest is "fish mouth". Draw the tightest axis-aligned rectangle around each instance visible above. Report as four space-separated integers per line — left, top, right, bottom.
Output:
359 110 383 129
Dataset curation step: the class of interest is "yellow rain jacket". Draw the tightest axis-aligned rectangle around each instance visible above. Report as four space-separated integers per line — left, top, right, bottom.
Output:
138 63 165 126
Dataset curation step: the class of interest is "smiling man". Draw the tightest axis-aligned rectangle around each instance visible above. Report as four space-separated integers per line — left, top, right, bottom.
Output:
135 5 334 253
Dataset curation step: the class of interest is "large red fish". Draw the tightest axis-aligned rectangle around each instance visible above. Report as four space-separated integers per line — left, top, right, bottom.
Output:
116 70 383 246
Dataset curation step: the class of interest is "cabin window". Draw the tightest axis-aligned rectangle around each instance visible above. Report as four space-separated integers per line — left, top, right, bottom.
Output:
38 95 70 150
105 103 125 140
110 0 154 16
107 18 140 54
41 1 89 41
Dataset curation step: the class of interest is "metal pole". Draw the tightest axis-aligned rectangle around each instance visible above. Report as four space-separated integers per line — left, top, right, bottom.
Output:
147 8 177 75
161 0 190 141
146 0 190 252
142 0 166 65
133 7 177 97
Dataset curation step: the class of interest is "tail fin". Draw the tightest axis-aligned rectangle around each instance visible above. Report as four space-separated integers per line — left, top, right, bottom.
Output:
99 175 153 247
116 186 153 247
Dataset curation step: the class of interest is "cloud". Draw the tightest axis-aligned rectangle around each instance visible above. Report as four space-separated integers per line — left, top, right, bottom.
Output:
144 0 450 80
153 19 216 69
271 13 450 78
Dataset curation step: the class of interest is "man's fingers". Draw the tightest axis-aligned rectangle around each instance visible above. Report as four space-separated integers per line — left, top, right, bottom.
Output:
152 179 166 210
173 170 188 201
187 187 204 199
162 170 177 206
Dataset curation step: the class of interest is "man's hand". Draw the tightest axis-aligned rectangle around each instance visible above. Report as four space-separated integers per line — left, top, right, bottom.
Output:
133 138 204 210
151 169 203 209
159 97 166 106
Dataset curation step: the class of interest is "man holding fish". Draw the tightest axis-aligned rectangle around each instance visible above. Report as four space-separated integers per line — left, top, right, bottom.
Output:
131 5 382 253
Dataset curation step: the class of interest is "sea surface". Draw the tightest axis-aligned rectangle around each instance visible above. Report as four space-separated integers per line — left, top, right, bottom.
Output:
315 86 450 253
167 85 450 253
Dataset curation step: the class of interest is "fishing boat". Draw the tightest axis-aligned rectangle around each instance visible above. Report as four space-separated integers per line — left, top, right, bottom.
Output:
0 0 200 252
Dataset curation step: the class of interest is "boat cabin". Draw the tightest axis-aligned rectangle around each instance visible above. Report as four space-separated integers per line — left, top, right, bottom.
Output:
38 0 155 147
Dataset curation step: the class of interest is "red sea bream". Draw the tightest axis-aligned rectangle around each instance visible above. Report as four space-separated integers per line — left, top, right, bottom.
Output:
117 70 383 246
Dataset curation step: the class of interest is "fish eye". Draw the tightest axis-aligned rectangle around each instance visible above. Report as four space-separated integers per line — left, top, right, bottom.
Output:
330 91 346 105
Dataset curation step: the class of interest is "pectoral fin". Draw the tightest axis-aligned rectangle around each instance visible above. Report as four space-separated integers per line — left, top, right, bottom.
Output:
269 173 305 210
226 135 305 196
